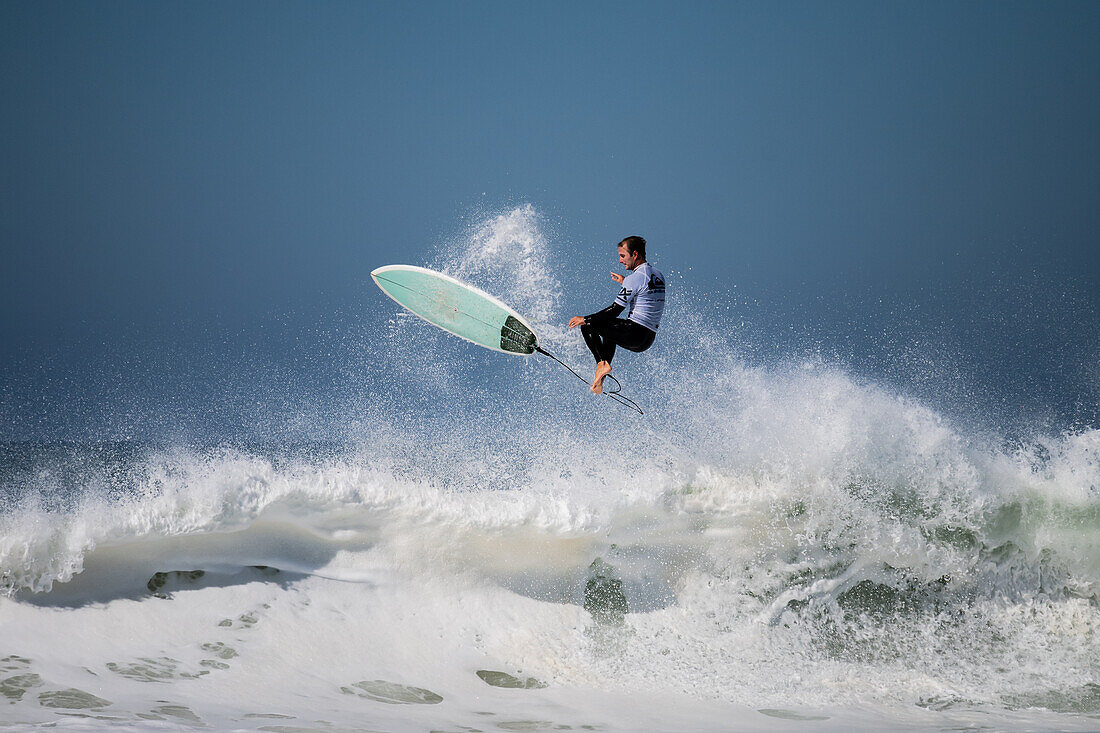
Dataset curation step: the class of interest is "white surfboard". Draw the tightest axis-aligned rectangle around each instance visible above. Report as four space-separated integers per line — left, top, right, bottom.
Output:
370 265 539 355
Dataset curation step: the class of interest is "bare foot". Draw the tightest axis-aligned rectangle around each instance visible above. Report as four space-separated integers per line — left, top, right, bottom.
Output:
591 361 613 394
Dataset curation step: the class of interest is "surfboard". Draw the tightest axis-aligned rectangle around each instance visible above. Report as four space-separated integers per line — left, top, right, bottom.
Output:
370 265 539 355
372 264 644 414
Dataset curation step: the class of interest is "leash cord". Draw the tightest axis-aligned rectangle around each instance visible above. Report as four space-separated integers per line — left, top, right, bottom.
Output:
533 346 644 415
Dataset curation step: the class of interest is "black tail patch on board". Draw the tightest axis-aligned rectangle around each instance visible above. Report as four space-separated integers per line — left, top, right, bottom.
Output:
501 316 537 354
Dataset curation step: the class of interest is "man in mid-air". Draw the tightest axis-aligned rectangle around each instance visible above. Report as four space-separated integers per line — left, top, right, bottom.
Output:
568 236 665 394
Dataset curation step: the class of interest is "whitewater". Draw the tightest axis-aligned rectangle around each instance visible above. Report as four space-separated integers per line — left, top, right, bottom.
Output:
2 206 1098 731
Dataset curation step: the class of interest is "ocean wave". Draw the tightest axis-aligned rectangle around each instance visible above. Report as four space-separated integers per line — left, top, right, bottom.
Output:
2 207 1097 725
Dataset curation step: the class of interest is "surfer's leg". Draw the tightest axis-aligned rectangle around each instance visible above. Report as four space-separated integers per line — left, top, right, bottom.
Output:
581 320 658 394
580 323 616 364
581 322 617 394
590 321 657 393
614 320 656 353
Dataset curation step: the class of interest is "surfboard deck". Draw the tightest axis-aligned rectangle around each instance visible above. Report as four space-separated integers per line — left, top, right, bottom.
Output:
371 265 538 355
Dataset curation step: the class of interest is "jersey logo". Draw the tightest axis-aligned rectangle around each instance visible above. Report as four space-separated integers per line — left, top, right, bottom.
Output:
618 287 631 299
647 274 665 293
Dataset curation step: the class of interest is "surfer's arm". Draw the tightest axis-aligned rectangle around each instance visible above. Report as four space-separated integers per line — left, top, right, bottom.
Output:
584 302 625 325
568 303 624 329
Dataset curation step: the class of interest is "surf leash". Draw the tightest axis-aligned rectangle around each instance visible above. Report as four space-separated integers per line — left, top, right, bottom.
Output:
533 346 644 415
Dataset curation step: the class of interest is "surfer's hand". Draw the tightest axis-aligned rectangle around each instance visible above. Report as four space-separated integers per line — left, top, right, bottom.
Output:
610 271 624 284
568 316 585 329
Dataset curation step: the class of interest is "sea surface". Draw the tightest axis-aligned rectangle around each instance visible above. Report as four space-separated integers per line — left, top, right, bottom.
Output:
2 209 1098 731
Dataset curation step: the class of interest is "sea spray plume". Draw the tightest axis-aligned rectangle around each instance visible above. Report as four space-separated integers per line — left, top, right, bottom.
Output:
368 205 562 418
368 205 621 431
443 204 563 343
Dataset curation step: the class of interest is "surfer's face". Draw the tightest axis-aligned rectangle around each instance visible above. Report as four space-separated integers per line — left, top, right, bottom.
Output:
618 244 642 271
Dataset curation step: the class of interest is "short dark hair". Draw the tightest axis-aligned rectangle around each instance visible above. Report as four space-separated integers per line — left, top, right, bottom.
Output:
619 235 646 259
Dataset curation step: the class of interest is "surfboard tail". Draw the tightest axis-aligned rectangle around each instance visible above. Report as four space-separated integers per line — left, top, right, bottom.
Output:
501 316 537 354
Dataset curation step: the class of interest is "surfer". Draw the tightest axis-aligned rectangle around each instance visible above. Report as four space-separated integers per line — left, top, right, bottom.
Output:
568 236 665 394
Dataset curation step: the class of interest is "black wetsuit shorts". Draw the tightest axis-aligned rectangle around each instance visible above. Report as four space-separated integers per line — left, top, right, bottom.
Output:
580 303 656 364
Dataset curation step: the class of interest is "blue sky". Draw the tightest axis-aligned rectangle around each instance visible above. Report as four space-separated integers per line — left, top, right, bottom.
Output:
2 1 1098 439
